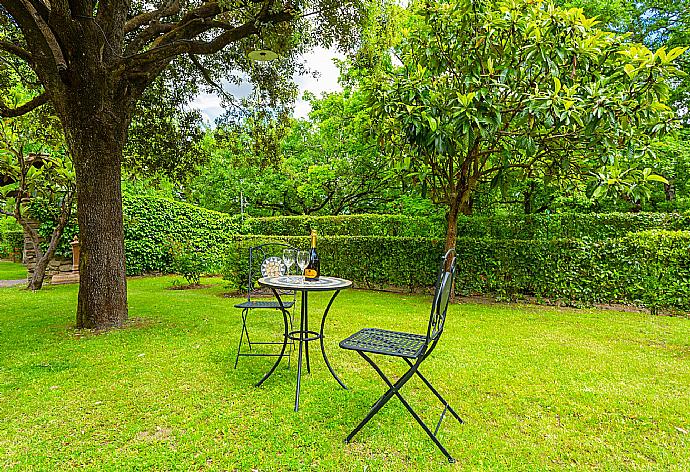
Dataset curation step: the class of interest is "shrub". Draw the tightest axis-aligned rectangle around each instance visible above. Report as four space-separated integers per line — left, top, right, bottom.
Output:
123 195 241 275
239 212 690 240
168 241 208 286
0 230 24 261
240 214 442 237
454 231 690 312
219 231 690 312
455 212 690 240
222 234 443 291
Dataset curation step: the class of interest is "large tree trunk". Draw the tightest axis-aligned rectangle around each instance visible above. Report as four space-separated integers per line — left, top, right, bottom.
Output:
70 121 128 329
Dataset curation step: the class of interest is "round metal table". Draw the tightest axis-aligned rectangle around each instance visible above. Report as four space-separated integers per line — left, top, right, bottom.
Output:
257 275 352 411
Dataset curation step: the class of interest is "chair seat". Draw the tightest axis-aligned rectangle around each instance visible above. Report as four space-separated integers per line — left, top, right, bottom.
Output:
234 300 295 309
340 328 427 358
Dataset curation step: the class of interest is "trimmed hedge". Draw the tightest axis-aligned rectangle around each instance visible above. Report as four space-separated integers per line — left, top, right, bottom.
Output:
0 230 24 260
123 196 241 275
454 231 690 312
27 194 687 311
240 214 442 237
239 212 690 240
456 212 690 240
223 235 444 291
220 231 690 312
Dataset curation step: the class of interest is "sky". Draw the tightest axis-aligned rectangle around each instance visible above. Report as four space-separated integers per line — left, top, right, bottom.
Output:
190 46 344 125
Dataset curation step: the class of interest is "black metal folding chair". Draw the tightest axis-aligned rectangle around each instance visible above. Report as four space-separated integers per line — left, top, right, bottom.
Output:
339 249 463 463
234 243 297 368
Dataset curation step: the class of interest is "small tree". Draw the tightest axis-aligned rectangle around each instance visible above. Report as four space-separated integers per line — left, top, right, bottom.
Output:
0 104 75 290
366 0 685 251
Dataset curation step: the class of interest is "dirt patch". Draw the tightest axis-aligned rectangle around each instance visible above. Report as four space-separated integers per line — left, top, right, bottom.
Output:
66 317 155 337
166 283 213 291
136 426 174 442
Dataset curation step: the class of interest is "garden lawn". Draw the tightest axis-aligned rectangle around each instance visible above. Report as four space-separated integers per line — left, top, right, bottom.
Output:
0 261 26 281
0 277 689 470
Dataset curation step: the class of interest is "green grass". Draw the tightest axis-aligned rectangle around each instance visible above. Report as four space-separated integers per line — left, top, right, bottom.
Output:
0 277 688 470
0 261 27 280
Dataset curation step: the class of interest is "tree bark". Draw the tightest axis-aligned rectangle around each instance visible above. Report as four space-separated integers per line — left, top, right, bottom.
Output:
445 198 460 253
70 121 128 329
27 193 74 291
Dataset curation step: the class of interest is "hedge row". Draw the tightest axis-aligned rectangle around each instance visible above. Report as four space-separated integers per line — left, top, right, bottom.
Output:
222 235 443 291
239 212 690 240
454 231 690 312
219 231 690 312
123 195 241 275
455 212 690 240
0 230 24 260
240 214 441 238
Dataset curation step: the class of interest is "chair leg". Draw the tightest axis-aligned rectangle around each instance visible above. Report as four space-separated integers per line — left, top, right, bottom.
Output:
403 358 463 424
345 352 419 444
244 310 253 350
350 352 457 464
234 308 249 369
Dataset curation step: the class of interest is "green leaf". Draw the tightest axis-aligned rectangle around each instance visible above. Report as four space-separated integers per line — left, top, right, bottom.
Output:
645 174 669 184
623 64 636 79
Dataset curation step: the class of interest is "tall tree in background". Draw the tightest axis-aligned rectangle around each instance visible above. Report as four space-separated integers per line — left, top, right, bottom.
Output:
0 0 364 329
560 0 690 113
366 0 684 252
188 90 401 216
0 101 75 291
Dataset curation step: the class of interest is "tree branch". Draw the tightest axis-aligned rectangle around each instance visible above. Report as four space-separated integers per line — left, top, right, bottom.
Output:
0 92 49 117
124 0 181 34
124 22 176 56
0 40 34 63
122 3 294 74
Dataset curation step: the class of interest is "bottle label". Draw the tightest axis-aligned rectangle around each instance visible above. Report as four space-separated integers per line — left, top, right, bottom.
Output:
305 269 317 278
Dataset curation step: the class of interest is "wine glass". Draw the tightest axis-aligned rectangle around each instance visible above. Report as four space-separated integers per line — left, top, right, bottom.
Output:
282 248 296 277
296 250 309 283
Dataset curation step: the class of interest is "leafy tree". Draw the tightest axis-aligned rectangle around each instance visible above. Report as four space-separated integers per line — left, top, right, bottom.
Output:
189 90 403 216
0 100 75 290
561 0 690 113
365 0 685 251
123 69 208 184
0 0 366 329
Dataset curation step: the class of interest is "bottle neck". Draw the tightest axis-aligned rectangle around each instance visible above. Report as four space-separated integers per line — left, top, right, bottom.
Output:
310 233 317 248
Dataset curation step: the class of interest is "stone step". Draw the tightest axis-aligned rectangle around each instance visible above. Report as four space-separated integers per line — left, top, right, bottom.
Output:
51 271 80 285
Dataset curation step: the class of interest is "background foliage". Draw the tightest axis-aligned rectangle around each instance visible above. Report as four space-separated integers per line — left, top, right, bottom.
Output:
108 197 690 312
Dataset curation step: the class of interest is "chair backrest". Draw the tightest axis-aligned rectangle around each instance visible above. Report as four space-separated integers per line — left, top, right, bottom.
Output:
246 242 299 300
425 248 457 344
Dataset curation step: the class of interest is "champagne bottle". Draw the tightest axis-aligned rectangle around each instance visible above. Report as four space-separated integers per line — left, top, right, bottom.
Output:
304 230 320 281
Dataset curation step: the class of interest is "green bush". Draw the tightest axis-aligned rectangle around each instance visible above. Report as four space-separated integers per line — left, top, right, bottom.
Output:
221 235 443 291
240 214 442 237
0 230 24 260
168 241 209 286
220 231 690 312
123 196 241 275
240 212 690 240
22 194 689 311
455 212 690 240
27 197 79 259
454 231 690 312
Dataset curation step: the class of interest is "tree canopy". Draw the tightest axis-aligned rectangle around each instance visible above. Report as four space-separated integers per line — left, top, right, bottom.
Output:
362 0 685 249
0 0 369 329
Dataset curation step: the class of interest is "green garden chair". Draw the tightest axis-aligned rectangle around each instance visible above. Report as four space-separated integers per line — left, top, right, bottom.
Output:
339 249 463 463
234 243 297 371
